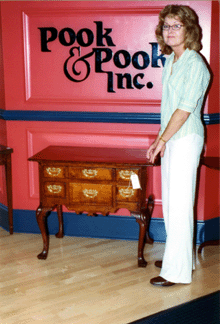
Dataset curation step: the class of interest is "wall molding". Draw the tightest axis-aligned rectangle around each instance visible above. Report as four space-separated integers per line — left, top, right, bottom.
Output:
0 203 219 245
0 110 219 125
22 6 163 105
23 7 164 17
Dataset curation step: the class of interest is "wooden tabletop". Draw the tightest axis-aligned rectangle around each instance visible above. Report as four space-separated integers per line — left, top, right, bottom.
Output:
0 145 13 155
201 157 220 170
28 145 157 166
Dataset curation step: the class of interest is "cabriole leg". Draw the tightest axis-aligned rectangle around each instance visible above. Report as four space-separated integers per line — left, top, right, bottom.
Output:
135 195 154 267
36 205 53 260
5 154 13 234
136 213 148 267
145 195 154 245
55 205 64 238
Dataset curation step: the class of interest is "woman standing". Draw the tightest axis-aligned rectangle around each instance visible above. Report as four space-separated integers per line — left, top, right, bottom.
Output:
146 5 210 286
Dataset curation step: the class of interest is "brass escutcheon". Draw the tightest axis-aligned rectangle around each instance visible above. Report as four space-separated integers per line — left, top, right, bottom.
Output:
82 169 98 178
119 170 132 180
83 189 98 198
119 188 135 198
47 184 62 194
46 167 62 177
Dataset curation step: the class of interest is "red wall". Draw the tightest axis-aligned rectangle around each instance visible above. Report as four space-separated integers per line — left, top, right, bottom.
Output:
0 4 5 110
0 1 218 223
1 1 211 113
0 4 7 206
0 3 6 146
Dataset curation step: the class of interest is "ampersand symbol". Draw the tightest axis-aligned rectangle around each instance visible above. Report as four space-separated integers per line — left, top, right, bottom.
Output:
64 47 94 82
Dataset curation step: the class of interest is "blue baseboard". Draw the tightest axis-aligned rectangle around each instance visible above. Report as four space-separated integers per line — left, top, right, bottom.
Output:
0 203 9 231
1 203 218 244
197 217 220 243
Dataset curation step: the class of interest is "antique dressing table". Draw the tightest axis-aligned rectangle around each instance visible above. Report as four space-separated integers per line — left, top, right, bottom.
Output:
29 145 157 267
198 156 220 253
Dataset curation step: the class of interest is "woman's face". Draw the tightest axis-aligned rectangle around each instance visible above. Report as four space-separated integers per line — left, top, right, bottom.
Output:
162 16 185 52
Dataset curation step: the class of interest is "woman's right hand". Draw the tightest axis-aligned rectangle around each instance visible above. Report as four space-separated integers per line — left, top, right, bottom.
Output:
146 132 162 163
146 141 157 160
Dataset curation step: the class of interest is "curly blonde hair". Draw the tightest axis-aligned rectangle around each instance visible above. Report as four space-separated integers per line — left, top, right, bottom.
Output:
155 5 202 55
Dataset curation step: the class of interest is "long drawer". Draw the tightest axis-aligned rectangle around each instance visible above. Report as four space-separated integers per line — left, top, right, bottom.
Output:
69 183 113 205
69 167 113 180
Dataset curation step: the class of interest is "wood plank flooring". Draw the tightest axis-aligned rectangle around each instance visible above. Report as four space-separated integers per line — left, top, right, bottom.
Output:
0 227 219 324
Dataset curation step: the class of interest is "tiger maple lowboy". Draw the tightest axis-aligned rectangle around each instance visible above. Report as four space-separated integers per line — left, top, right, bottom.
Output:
28 145 157 267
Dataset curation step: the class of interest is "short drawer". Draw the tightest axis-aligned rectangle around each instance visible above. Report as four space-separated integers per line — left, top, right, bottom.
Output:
44 182 66 198
69 183 113 204
69 167 113 180
43 166 66 179
116 169 139 182
116 185 139 202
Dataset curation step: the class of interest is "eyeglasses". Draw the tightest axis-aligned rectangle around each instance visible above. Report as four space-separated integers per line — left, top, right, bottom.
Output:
162 24 184 31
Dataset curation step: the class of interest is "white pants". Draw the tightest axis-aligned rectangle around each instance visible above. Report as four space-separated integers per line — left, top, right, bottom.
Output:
160 134 204 284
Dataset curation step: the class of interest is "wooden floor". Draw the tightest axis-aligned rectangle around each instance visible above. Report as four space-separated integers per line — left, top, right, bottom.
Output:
0 227 219 324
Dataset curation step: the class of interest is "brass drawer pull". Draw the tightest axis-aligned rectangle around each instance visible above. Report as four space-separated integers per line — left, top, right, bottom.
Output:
119 188 135 198
46 167 62 177
83 189 98 198
47 185 62 194
82 169 98 178
119 170 133 180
